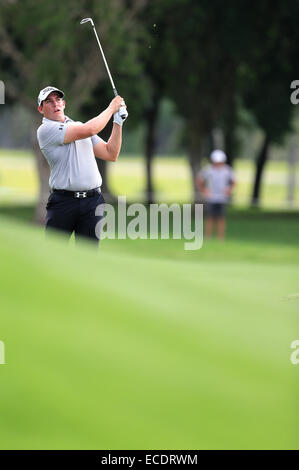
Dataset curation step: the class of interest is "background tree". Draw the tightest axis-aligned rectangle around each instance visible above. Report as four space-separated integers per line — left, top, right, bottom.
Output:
0 0 145 221
142 0 299 206
131 5 168 204
240 1 299 206
147 0 256 202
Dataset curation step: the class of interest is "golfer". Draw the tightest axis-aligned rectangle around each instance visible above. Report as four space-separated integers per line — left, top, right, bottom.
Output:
37 86 127 243
196 150 235 240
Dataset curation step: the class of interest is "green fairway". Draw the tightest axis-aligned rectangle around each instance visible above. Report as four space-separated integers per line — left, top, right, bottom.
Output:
0 216 298 449
0 150 299 208
0 150 38 205
1 0 299 452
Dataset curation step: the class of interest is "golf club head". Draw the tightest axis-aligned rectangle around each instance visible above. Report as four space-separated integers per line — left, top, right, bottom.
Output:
80 18 94 26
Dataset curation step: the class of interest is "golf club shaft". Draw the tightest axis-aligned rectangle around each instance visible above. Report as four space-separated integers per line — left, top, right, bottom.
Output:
91 24 127 118
90 24 117 93
81 18 127 120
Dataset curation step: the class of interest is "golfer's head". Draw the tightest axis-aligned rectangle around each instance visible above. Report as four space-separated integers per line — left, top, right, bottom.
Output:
210 149 226 166
37 86 65 121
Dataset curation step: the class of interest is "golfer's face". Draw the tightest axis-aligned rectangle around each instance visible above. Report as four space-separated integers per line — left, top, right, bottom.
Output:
40 92 65 121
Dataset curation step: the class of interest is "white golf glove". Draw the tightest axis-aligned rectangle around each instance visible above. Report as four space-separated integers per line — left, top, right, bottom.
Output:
113 109 128 126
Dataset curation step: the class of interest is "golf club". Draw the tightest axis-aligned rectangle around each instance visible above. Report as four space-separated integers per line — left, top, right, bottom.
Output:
80 17 128 120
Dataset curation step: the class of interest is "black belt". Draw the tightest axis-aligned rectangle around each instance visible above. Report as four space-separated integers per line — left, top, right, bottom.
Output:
52 187 101 199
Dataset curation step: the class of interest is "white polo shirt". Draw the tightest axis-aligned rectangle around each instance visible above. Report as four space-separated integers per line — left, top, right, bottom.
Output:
199 164 235 203
37 115 103 191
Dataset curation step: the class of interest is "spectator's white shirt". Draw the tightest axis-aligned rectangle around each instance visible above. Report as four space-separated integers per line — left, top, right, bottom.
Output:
199 164 235 203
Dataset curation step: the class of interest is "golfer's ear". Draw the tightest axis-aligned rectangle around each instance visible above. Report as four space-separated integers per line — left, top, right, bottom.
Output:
37 105 43 114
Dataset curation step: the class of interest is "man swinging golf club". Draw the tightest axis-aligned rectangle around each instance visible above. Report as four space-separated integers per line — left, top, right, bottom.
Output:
37 18 128 243
36 86 127 243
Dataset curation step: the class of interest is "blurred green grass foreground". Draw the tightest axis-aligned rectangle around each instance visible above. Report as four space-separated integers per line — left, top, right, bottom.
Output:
0 149 299 449
0 209 298 449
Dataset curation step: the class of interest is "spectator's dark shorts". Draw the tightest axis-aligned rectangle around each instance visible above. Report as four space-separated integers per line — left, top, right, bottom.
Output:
206 202 226 218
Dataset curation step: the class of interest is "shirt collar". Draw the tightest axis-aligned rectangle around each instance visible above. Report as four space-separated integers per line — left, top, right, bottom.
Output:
42 115 73 124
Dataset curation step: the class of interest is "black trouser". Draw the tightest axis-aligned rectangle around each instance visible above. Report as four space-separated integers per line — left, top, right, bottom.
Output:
45 191 105 243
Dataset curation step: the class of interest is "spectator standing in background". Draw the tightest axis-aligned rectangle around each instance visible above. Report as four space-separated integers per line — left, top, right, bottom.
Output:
196 150 235 240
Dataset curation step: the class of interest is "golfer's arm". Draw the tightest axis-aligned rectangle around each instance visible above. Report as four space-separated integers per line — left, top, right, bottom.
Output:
93 123 122 162
63 106 114 144
196 175 205 192
228 180 235 191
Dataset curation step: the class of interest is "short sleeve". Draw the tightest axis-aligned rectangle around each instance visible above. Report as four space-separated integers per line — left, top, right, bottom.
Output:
37 121 68 150
91 134 105 147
